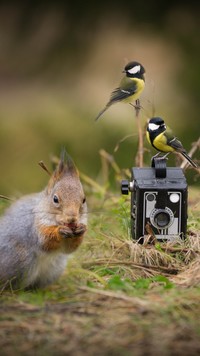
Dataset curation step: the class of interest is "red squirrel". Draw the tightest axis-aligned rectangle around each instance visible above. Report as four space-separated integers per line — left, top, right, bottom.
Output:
0 151 87 289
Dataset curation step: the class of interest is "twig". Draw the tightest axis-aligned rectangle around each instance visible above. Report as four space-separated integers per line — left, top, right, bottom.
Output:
0 280 10 295
79 171 105 194
38 161 51 176
114 134 136 153
82 259 180 274
79 286 150 307
99 149 121 174
180 137 200 171
130 100 144 167
159 246 200 253
0 195 13 201
144 222 157 245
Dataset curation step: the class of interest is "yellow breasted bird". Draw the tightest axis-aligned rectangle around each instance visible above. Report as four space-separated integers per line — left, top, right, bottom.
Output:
95 61 145 121
146 117 198 168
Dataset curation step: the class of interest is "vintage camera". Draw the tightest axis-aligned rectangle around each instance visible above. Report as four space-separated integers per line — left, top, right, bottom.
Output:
121 158 188 242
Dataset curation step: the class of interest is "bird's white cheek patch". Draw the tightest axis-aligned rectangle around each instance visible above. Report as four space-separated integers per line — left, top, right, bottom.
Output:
127 65 141 74
148 123 160 131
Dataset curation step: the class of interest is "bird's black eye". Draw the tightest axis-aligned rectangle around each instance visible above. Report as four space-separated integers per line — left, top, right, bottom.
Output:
53 194 59 204
82 197 86 204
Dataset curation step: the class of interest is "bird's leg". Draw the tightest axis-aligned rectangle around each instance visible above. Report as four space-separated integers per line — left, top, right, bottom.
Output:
152 152 170 162
152 152 161 159
129 100 142 115
161 152 170 159
151 152 160 166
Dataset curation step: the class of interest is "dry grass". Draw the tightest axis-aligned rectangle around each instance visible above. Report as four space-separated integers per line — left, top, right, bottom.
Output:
0 188 200 355
172 258 200 287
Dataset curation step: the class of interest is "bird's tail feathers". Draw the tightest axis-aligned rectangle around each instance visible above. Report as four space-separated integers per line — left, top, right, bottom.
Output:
95 103 111 121
181 151 198 168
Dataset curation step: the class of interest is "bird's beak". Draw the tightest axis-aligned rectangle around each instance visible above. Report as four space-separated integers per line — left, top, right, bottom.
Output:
122 70 126 73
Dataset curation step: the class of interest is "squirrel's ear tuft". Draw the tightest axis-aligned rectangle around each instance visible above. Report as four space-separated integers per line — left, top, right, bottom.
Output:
47 149 79 192
66 154 79 177
57 148 66 176
58 149 79 177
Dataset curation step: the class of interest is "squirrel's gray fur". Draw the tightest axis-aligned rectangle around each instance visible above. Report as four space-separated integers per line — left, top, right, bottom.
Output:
0 152 87 290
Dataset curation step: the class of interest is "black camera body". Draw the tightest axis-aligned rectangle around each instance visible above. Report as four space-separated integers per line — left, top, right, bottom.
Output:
121 158 188 242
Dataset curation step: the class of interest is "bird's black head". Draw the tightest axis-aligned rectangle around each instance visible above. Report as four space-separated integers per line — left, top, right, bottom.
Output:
147 117 166 133
124 61 145 78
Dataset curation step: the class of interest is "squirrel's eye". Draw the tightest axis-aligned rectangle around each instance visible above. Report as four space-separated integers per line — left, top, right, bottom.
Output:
53 194 59 204
82 197 86 204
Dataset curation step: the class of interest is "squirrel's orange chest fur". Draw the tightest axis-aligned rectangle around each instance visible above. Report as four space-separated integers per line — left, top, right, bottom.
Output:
40 226 62 251
39 225 84 253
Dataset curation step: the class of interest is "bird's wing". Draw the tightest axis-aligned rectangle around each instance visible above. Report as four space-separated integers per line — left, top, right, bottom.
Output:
165 130 184 152
164 127 198 168
95 78 138 121
109 78 137 104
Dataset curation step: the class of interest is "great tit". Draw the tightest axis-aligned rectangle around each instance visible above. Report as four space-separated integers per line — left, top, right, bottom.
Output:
95 61 145 121
146 117 198 168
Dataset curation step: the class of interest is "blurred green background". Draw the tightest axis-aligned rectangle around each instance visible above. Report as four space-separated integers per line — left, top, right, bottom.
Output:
0 0 199 195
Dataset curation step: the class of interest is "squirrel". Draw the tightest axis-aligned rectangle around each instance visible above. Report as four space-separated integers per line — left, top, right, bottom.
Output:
0 150 87 290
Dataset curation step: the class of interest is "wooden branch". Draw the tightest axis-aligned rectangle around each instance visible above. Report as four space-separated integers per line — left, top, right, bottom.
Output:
180 137 200 171
134 101 144 167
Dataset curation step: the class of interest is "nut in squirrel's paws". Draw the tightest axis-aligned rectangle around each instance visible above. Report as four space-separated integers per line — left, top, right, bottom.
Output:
59 223 87 238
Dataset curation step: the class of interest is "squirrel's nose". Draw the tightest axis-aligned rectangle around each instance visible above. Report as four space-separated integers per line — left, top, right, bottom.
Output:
57 210 78 226
67 216 77 224
65 212 78 225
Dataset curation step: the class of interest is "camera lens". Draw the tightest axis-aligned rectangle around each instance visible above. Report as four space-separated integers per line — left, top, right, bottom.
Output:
150 207 174 230
154 211 170 228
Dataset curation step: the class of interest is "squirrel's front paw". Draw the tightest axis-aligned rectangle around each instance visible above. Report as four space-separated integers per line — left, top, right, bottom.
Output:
73 223 87 236
59 223 87 238
59 226 74 238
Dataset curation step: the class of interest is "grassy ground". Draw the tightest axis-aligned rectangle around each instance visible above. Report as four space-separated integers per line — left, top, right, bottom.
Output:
0 186 200 355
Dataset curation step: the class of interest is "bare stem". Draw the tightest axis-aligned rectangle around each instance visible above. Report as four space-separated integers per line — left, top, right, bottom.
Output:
130 100 144 167
180 137 200 172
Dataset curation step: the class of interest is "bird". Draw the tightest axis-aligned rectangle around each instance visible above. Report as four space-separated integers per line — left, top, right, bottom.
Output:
146 117 198 168
95 61 145 121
